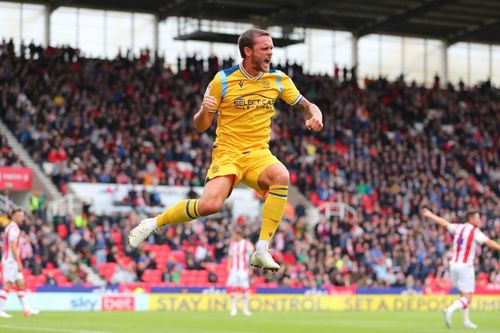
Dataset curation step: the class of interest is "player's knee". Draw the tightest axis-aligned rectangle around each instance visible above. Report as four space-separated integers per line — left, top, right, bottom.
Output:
271 169 290 186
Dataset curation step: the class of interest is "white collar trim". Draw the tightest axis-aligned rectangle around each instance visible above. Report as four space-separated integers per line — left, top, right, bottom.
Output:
239 62 264 81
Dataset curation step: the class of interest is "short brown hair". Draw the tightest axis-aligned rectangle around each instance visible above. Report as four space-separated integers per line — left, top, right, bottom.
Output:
234 227 245 236
238 28 271 58
9 208 23 218
465 210 478 221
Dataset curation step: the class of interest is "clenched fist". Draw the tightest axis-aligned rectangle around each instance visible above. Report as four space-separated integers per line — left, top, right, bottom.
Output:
305 115 323 132
202 95 218 114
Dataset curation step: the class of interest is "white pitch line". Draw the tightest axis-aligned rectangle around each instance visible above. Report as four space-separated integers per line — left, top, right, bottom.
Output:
0 324 113 333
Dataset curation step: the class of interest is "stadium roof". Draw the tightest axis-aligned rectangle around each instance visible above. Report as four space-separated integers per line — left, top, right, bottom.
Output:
9 0 500 45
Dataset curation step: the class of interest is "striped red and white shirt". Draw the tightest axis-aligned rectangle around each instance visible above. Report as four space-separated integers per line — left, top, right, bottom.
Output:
2 222 21 262
228 239 252 272
447 223 488 266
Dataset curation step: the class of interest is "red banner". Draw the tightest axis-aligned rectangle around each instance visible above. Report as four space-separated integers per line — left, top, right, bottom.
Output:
328 285 357 295
0 167 33 190
101 295 135 311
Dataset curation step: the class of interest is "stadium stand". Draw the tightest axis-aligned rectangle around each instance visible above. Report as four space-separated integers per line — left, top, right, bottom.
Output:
0 134 23 167
0 42 498 291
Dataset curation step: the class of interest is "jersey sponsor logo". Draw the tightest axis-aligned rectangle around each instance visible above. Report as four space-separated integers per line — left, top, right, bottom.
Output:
233 94 274 110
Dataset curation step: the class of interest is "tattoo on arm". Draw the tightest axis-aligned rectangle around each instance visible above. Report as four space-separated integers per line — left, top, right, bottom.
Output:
293 98 312 117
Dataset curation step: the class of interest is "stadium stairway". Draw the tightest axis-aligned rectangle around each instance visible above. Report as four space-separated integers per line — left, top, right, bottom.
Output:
82 265 107 286
0 118 62 201
1 119 105 285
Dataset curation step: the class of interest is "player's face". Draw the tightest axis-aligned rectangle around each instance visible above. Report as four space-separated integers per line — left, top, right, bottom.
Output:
12 211 24 224
470 213 481 227
250 35 273 72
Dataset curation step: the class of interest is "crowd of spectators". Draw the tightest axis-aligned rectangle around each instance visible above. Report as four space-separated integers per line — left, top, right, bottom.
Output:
0 40 498 290
1 202 497 290
0 134 23 167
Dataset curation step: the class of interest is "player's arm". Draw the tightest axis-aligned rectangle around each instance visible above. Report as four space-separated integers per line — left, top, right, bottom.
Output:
227 253 233 271
9 240 22 272
279 71 323 132
193 96 217 132
194 74 222 132
227 243 233 271
422 208 450 228
294 97 323 132
484 239 500 251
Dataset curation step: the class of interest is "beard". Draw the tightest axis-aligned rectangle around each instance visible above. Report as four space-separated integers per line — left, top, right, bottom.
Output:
252 57 270 72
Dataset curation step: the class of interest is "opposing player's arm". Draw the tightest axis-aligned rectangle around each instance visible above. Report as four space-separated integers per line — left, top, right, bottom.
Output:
9 240 22 272
227 257 232 271
422 208 450 228
484 239 500 251
294 97 323 132
227 243 233 271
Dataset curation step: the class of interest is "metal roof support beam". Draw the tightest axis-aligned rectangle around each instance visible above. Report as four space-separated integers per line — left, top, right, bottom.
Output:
44 4 51 48
440 41 449 86
447 18 500 45
352 34 358 78
153 13 159 54
356 0 452 37
488 44 492 80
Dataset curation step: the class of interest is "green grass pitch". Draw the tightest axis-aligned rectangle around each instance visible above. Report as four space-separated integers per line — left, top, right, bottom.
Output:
0 311 499 333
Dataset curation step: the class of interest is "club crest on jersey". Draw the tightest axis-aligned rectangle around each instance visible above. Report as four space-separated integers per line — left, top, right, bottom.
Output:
262 80 270 89
238 81 244 88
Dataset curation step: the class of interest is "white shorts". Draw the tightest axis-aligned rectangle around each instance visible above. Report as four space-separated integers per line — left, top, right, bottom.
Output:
2 261 24 283
226 270 249 289
450 264 475 293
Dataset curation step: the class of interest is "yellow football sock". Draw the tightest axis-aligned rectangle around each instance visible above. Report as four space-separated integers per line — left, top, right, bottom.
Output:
259 185 288 241
157 199 201 228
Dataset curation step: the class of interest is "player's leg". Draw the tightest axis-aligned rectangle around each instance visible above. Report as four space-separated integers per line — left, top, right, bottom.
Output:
240 272 251 316
229 289 238 316
444 266 460 327
460 266 476 329
157 175 235 225
445 266 474 328
15 278 39 317
227 271 239 316
128 175 235 248
0 279 12 318
446 291 469 316
254 163 289 249
241 151 289 270
461 293 476 329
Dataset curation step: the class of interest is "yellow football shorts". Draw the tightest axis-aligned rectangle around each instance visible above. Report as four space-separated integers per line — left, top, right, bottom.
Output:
206 147 283 197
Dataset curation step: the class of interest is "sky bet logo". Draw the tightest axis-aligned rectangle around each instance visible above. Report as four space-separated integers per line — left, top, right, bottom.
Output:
70 296 99 311
233 94 274 111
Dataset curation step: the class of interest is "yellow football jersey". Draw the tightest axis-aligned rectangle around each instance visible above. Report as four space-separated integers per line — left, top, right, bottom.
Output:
204 63 302 153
